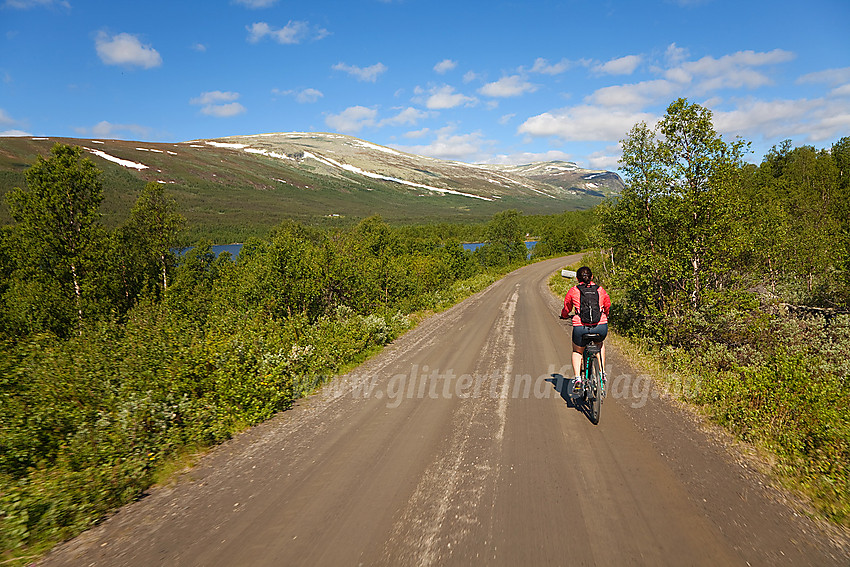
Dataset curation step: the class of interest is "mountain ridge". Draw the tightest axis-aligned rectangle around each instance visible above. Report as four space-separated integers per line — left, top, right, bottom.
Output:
0 132 623 234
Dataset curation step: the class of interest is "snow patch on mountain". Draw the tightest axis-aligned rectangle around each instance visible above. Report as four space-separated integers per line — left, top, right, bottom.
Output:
313 152 493 201
205 141 247 149
84 147 148 170
348 139 402 156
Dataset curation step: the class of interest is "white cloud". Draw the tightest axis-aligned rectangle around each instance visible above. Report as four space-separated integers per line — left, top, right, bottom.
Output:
95 32 162 69
463 70 480 83
664 43 689 66
247 21 328 44
831 84 850 97
0 109 30 136
712 97 850 143
666 0 713 7
191 91 239 105
664 67 691 84
518 105 657 142
393 128 489 162
192 43 207 52
0 108 16 126
594 54 642 75
403 128 430 139
434 59 457 74
332 62 387 82
479 75 538 98
272 88 323 103
589 79 677 108
665 49 795 92
587 148 622 170
499 113 515 125
201 103 246 118
234 0 277 8
797 66 850 86
324 106 429 133
422 85 477 110
325 106 377 133
0 129 32 137
190 91 246 117
4 0 69 8
528 57 572 75
296 88 323 103
73 121 152 139
379 107 430 127
485 149 574 166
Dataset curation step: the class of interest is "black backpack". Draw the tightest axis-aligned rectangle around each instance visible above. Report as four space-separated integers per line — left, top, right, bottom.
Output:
578 283 602 326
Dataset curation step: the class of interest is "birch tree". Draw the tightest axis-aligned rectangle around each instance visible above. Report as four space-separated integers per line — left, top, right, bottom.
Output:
6 144 103 333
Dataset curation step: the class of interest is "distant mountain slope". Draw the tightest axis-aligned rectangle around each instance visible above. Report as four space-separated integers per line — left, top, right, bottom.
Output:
0 133 623 235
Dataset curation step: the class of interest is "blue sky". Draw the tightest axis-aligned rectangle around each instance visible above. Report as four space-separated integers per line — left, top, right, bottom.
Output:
1 0 849 170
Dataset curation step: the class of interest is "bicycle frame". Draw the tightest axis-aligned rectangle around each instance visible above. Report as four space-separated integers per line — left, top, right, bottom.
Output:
579 333 604 424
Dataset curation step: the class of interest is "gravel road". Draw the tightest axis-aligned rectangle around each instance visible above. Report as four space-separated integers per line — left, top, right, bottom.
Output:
38 254 850 566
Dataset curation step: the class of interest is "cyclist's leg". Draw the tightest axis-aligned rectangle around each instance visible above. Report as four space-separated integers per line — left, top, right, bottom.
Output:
571 325 586 378
572 343 583 378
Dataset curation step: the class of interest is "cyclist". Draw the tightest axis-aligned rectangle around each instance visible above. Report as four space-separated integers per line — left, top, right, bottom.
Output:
560 266 611 396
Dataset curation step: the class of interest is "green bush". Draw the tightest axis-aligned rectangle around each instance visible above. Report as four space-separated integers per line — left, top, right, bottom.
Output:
646 312 850 523
1 212 532 559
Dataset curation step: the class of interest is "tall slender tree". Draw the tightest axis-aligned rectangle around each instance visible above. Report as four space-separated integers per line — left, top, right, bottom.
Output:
124 181 185 294
604 99 747 338
5 144 103 333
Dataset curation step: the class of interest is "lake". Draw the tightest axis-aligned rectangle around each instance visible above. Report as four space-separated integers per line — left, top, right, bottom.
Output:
206 241 538 258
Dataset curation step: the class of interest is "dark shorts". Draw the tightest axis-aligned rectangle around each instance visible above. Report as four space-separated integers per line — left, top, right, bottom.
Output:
572 323 608 347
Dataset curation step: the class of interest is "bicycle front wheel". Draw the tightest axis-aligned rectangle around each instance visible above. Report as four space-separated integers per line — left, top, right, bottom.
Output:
588 355 602 425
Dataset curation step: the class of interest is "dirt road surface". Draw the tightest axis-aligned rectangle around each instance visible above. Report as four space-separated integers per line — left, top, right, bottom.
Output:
39 255 849 566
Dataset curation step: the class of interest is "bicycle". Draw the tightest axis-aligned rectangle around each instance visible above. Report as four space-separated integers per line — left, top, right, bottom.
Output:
559 268 607 424
575 332 605 425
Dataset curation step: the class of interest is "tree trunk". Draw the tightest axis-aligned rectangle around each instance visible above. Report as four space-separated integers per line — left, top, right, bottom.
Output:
161 253 168 291
691 256 701 309
70 261 83 334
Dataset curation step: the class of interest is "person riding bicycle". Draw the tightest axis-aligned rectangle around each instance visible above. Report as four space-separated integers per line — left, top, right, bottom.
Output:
561 266 611 396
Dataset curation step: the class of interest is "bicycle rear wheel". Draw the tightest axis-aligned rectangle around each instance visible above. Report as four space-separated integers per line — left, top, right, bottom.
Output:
588 355 602 425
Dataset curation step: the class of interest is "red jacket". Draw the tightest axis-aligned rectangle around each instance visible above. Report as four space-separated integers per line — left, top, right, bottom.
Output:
562 282 611 326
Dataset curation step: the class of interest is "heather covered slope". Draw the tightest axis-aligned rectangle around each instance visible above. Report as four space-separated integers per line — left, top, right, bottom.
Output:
0 133 621 237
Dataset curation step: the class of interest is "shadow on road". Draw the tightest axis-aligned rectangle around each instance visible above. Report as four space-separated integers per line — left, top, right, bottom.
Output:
547 374 595 423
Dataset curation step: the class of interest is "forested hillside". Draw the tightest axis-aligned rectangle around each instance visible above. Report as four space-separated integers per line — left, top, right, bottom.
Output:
586 98 850 523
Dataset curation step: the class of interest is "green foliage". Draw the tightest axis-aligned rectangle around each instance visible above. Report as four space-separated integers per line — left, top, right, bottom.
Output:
672 315 850 523
596 99 850 523
603 99 749 337
740 139 849 307
4 144 105 335
529 209 598 258
122 182 186 294
0 163 532 559
474 209 528 267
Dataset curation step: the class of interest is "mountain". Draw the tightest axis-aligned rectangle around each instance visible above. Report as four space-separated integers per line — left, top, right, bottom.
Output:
0 133 623 236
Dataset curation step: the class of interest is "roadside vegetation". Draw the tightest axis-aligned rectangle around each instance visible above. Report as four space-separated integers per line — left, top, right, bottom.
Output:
552 99 850 525
0 143 591 562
